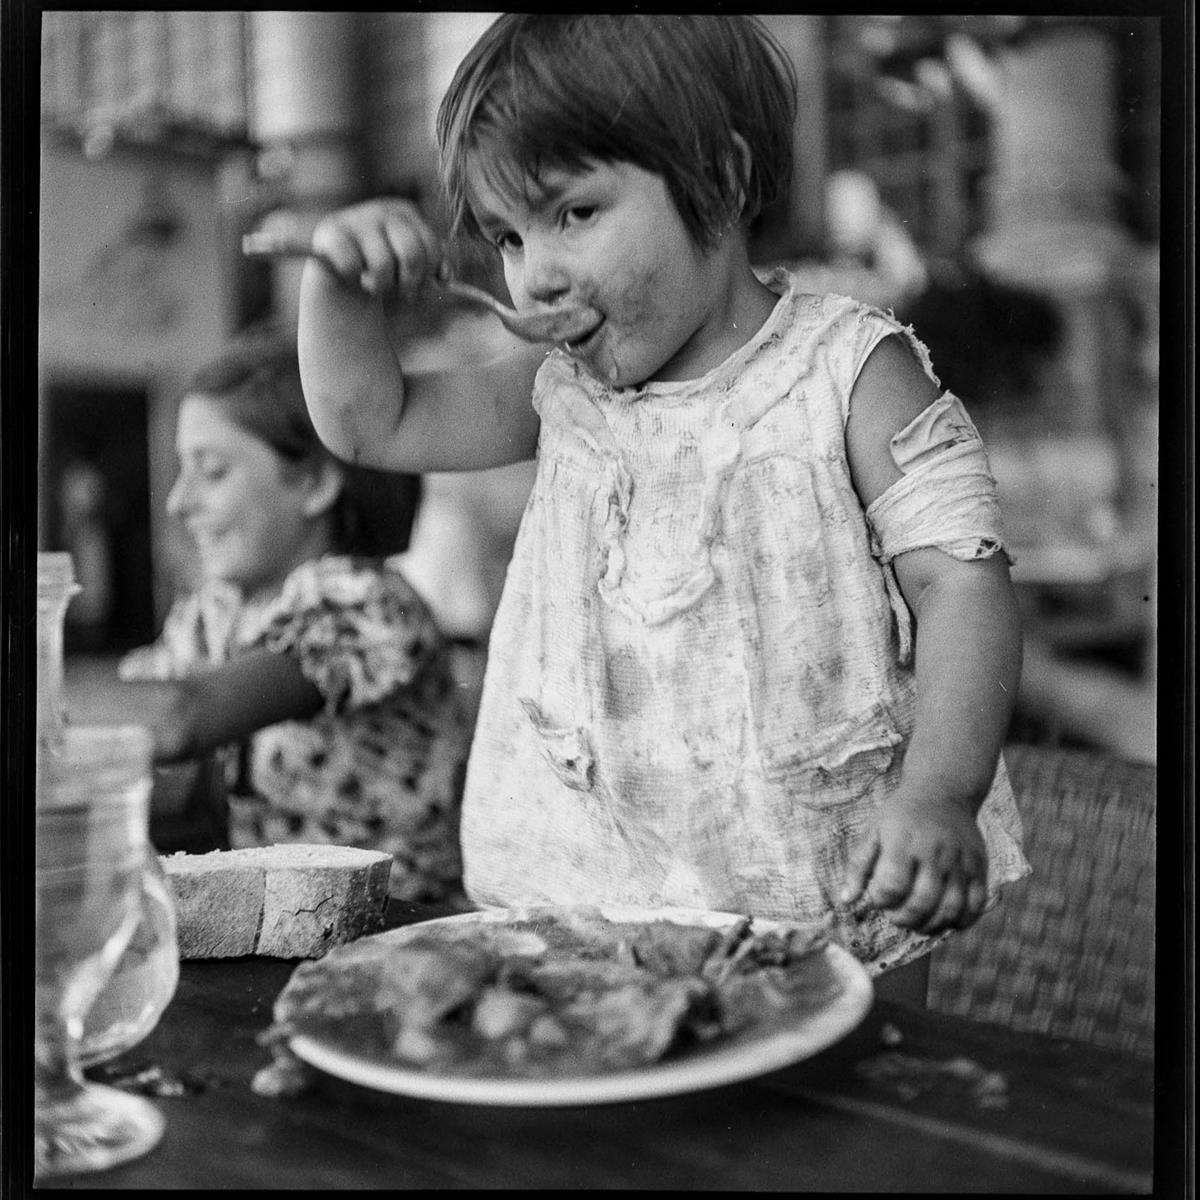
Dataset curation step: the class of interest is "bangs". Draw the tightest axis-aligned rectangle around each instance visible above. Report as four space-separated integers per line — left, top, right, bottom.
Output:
457 127 594 235
441 46 641 243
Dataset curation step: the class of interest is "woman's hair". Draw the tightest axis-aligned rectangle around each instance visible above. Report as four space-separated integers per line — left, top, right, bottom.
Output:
436 14 798 252
184 327 420 556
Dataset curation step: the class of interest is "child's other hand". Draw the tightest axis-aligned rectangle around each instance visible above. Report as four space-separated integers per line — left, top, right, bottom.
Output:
840 793 989 935
310 198 443 300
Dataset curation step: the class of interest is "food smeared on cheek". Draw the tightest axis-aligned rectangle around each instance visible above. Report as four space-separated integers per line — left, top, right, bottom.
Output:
593 273 657 386
608 263 663 337
603 257 701 387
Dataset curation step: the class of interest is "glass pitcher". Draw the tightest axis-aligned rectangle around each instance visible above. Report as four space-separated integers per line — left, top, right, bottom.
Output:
37 551 180 1066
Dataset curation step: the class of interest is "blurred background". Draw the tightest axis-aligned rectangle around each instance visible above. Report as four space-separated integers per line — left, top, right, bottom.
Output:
34 12 1161 764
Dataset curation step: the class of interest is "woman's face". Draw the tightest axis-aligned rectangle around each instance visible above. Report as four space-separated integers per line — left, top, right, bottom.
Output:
467 156 771 389
167 394 327 596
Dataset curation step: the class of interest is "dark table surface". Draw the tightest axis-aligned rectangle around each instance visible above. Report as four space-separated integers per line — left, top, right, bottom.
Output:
46 901 1155 1193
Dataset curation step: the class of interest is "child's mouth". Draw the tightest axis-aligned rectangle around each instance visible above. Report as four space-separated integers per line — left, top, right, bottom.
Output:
564 317 605 354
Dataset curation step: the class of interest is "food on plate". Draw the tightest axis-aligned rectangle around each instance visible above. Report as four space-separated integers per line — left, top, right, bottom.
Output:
262 906 844 1078
162 844 391 959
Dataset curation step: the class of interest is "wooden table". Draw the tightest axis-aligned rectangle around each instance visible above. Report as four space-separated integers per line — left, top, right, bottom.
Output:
43 902 1155 1193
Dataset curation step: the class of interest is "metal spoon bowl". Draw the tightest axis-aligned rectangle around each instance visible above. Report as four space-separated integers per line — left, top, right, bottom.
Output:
241 232 599 344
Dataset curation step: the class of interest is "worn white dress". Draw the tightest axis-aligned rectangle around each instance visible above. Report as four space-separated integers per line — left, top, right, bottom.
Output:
463 272 1030 971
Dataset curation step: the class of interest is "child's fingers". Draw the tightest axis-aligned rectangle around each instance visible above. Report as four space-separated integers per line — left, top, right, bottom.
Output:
899 863 988 934
355 224 402 296
311 224 369 286
949 850 989 926
839 826 880 906
381 220 439 296
917 874 969 933
863 850 916 911
307 199 442 296
885 858 948 929
385 213 442 275
965 877 989 920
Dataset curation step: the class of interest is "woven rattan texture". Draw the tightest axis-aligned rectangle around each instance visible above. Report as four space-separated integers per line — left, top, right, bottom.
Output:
928 744 1155 1059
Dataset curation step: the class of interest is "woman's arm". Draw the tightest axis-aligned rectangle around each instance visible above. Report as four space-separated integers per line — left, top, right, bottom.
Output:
297 198 545 473
96 648 324 764
840 335 1023 935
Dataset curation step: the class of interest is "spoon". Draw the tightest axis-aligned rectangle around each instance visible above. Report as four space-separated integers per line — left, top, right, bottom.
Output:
241 232 600 345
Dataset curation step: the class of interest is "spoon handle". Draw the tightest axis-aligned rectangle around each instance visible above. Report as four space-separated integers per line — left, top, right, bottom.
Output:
240 232 581 343
242 232 339 273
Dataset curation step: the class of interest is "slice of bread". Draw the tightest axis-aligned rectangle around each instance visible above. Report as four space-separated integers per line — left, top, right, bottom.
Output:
161 844 392 960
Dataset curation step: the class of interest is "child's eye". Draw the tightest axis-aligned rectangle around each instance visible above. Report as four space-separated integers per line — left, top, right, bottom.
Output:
563 205 597 227
493 230 522 253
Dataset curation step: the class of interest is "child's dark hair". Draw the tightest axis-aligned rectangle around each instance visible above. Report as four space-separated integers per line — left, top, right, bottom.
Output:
185 327 420 556
436 14 798 252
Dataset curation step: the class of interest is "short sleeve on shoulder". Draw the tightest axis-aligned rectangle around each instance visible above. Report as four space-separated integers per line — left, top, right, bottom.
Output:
257 557 444 714
819 296 941 426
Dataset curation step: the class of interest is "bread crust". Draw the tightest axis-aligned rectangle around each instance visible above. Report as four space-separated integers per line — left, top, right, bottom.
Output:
162 845 392 959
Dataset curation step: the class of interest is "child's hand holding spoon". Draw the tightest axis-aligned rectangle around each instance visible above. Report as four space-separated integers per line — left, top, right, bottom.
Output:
242 229 599 345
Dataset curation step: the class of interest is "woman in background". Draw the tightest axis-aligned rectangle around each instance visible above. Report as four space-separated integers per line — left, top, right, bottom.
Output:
117 326 470 902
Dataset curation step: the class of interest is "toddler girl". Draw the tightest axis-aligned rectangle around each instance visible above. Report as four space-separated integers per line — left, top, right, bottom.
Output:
296 14 1029 996
118 328 471 901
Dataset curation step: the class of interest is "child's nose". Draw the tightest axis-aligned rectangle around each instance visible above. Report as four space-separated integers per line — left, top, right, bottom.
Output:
521 242 571 305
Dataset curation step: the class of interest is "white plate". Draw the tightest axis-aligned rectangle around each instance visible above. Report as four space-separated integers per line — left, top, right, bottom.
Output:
288 904 874 1107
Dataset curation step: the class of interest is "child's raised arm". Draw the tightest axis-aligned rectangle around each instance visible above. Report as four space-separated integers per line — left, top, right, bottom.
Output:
297 198 545 474
840 335 1023 937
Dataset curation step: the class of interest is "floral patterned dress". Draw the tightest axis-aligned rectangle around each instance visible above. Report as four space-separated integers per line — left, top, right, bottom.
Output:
120 556 472 901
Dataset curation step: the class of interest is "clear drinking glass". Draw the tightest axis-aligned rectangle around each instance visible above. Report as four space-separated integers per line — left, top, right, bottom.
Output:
35 725 166 1179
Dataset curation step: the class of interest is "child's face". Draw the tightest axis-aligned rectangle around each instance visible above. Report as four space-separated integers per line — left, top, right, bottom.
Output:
468 156 746 388
167 395 324 596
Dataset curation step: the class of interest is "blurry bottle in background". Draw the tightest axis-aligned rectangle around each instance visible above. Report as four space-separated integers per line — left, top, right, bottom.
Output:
58 459 116 652
37 552 80 754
